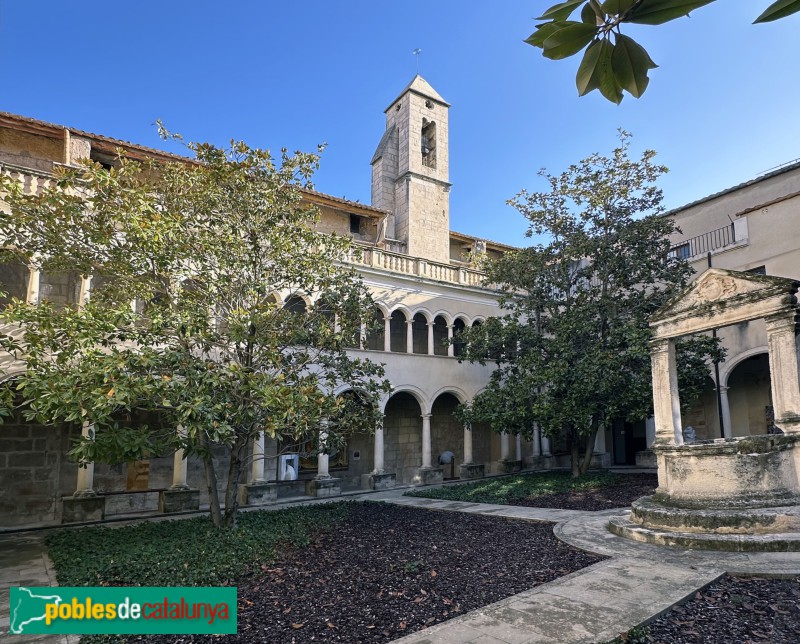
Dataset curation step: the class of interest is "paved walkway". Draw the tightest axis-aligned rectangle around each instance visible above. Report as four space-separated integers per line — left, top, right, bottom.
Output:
2 483 800 643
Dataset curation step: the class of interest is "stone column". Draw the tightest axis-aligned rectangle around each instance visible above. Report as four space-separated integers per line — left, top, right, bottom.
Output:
765 313 800 433
75 421 96 496
427 321 435 356
306 422 341 497
719 386 733 439
459 423 484 480
362 416 396 490
160 426 200 513
359 322 367 350
238 431 277 506
463 423 473 464
406 319 414 354
26 268 41 304
649 338 683 446
531 424 542 456
383 316 392 352
515 433 522 462
413 413 443 485
541 434 552 457
251 432 266 483
62 421 106 523
500 431 510 460
78 274 93 309
421 413 433 468
373 421 385 474
447 325 455 357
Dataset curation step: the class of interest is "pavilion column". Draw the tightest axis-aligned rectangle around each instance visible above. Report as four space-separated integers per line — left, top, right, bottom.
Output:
515 433 522 461
463 423 473 464
447 325 455 357
26 267 41 304
427 321 434 356
500 431 510 461
421 413 432 468
718 386 733 439
649 338 683 446
251 432 266 483
171 427 189 490
383 317 392 352
373 418 385 474
765 312 800 433
75 421 96 496
406 319 414 354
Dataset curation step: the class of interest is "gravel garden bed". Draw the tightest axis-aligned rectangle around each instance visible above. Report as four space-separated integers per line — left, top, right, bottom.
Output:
120 502 602 644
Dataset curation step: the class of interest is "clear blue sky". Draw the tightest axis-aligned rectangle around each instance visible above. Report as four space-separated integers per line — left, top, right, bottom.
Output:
2 1 798 247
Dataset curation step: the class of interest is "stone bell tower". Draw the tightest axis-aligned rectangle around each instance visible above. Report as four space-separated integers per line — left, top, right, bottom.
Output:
371 75 451 264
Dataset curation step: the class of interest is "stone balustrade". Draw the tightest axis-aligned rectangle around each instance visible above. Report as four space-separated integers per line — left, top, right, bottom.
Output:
349 245 486 288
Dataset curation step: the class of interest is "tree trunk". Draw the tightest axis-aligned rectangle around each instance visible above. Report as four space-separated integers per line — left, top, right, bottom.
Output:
202 451 223 528
222 435 248 529
579 427 598 476
570 438 581 478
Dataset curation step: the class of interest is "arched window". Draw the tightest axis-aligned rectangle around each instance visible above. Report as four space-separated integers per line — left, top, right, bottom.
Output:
432 316 448 356
453 318 467 357
365 307 385 351
412 313 428 354
389 310 407 352
284 295 307 314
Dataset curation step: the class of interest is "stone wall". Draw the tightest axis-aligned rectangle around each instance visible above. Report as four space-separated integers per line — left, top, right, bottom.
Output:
430 394 463 477
384 393 422 484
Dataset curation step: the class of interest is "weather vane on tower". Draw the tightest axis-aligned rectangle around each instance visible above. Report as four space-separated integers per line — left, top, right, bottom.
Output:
412 48 422 74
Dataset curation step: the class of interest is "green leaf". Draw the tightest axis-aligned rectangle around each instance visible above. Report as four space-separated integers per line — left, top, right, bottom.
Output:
601 0 637 14
541 21 598 60
525 22 561 48
581 2 600 23
754 0 800 23
627 0 716 25
611 34 657 98
537 0 586 21
576 39 609 94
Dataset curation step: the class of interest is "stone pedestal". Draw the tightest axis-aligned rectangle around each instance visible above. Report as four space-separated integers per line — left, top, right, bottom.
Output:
635 449 657 469
497 459 522 474
459 463 485 480
238 482 277 506
412 467 443 486
62 495 105 523
306 477 341 498
361 472 396 491
158 488 200 514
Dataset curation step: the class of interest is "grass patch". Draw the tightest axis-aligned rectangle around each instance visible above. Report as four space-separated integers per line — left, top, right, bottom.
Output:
404 471 624 504
46 503 349 587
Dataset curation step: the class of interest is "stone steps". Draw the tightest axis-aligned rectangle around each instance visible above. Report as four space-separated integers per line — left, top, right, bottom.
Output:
608 514 800 552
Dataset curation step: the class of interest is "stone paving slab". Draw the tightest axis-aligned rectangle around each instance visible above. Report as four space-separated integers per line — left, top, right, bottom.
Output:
0 535 75 644
390 558 723 644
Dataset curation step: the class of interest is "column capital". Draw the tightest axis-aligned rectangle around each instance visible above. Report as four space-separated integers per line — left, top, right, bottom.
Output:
421 413 432 420
648 336 673 353
765 311 798 333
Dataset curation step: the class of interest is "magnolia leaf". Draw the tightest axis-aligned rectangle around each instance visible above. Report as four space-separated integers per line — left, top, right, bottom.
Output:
627 0 716 25
537 0 586 21
581 2 600 24
541 22 598 60
525 22 561 48
753 0 800 23
576 39 611 95
601 0 638 14
611 34 657 98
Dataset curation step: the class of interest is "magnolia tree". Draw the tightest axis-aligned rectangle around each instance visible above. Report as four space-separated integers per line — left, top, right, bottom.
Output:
456 133 722 476
527 0 799 103
0 135 389 528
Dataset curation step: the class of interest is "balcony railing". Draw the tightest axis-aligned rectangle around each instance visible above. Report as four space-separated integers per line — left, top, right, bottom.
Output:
669 223 738 260
348 245 487 287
